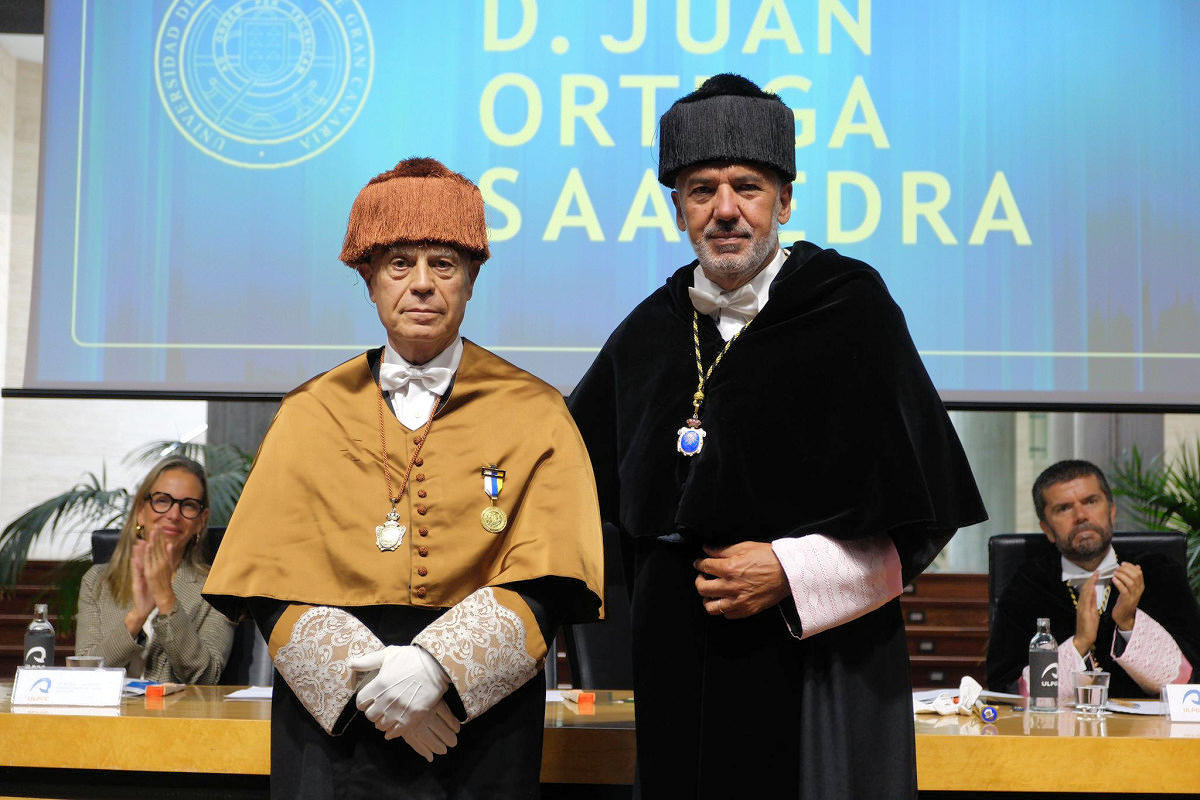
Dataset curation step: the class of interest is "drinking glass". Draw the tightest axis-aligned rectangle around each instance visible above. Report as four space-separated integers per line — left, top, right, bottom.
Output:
1074 670 1110 715
66 655 104 668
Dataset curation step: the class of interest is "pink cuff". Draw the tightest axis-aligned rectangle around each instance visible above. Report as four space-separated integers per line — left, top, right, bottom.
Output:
771 534 902 640
1112 609 1190 692
1055 640 1084 703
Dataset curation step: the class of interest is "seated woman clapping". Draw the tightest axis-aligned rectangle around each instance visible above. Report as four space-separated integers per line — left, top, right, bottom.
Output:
74 456 234 682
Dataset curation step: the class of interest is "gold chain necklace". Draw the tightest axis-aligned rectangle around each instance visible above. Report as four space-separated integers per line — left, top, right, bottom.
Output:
675 310 749 456
373 374 440 551
1067 581 1112 614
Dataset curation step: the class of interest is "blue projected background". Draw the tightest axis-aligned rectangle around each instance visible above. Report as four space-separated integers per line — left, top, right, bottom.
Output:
27 0 1200 403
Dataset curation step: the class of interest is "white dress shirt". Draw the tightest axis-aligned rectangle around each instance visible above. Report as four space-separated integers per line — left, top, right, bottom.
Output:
690 247 788 340
1061 546 1120 610
380 337 463 429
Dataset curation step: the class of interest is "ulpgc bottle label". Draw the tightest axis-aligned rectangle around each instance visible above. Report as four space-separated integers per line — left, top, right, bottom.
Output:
23 603 55 667
1029 650 1058 704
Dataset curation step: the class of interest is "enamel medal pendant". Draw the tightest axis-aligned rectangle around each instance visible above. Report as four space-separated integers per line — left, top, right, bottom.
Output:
376 508 405 551
676 417 706 456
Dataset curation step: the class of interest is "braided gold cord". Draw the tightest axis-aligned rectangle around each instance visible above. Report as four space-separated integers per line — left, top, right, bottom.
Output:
690 310 749 418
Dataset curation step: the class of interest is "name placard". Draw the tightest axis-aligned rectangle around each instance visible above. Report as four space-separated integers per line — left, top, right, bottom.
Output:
1162 684 1200 723
11 666 125 707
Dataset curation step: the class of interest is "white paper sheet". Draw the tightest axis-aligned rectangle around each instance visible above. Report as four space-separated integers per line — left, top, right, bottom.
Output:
1105 700 1167 715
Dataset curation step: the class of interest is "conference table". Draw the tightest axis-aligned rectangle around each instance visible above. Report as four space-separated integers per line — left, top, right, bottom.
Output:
2 686 1199 797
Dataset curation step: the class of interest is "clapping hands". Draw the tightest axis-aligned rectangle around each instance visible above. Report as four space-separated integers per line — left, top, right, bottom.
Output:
123 527 181 636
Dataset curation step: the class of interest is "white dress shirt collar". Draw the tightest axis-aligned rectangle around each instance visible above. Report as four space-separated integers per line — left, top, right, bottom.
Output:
380 337 463 430
1061 545 1119 610
692 247 788 341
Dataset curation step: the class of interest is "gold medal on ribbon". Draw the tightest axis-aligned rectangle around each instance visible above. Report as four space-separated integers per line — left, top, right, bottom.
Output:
481 505 508 533
481 465 507 533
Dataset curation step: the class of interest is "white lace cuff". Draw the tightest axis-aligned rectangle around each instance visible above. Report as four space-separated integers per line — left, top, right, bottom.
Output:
1112 609 1190 693
412 587 538 721
274 606 384 734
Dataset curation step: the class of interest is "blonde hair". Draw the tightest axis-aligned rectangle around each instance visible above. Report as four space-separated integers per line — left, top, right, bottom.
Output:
104 456 210 607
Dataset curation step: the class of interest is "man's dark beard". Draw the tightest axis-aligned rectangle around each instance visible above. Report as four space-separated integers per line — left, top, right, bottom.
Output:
1062 522 1112 560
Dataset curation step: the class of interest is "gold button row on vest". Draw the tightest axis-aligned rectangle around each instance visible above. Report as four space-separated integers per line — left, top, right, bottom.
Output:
408 461 431 598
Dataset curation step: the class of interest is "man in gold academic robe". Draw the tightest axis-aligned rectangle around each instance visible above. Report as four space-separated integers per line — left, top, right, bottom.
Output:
204 158 604 800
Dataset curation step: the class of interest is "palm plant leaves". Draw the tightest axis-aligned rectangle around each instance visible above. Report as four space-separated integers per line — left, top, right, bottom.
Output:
0 470 129 585
1112 441 1200 602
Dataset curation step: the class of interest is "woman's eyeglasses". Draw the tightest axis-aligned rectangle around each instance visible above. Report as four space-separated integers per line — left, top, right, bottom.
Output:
146 491 207 519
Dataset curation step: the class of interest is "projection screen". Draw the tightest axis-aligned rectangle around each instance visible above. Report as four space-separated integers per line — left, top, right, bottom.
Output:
24 0 1200 405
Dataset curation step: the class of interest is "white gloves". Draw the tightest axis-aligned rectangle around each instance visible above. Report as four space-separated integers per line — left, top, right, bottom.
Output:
349 645 460 761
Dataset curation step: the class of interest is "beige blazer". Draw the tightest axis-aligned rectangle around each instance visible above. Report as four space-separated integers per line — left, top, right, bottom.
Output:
75 561 235 683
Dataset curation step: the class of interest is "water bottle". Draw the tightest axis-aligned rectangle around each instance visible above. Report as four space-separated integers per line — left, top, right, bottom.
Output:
22 603 55 667
1028 617 1058 711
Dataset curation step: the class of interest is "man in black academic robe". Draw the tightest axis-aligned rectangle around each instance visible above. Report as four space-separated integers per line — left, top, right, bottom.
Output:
568 74 987 800
988 460 1200 699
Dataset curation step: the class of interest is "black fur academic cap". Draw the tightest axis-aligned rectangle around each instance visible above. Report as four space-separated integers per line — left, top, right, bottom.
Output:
657 74 796 188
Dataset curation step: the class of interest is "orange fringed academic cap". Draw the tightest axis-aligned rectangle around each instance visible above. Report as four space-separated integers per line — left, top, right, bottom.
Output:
338 157 490 266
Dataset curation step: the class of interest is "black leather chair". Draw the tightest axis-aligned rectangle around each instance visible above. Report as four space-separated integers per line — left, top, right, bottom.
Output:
987 531 1187 630
559 523 634 689
90 527 273 686
89 528 120 566
89 526 227 566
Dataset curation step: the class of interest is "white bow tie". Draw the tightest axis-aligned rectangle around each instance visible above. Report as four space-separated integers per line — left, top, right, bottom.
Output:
688 283 759 318
1065 567 1116 588
378 362 454 395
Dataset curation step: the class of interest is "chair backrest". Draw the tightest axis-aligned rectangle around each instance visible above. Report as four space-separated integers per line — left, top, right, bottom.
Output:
560 523 633 689
987 531 1187 629
90 528 120 565
90 526 226 565
90 526 272 686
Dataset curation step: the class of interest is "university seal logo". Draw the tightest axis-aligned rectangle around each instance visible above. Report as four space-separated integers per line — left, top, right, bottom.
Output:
155 0 374 169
